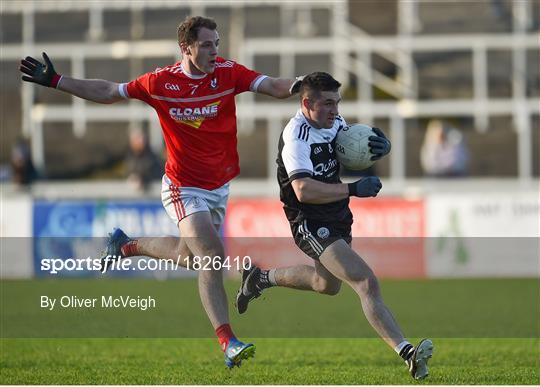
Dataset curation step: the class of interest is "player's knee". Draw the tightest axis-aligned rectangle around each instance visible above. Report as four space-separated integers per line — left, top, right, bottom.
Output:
322 281 341 296
176 241 226 270
313 277 341 296
176 241 191 259
352 271 380 298
191 244 225 262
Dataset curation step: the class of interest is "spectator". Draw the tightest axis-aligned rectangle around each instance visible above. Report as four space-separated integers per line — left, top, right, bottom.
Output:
420 119 469 177
126 129 162 192
11 137 37 187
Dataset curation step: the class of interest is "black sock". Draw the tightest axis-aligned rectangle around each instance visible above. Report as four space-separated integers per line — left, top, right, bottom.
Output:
399 344 415 361
256 269 274 290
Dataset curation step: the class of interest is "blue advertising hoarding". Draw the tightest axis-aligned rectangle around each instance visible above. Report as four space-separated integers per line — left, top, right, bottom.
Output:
33 200 180 277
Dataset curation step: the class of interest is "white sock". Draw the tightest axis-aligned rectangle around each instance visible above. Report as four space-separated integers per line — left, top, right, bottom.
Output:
268 269 277 286
395 340 413 356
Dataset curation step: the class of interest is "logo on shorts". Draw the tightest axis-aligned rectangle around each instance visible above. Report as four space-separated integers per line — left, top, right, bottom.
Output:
192 197 201 208
317 227 330 239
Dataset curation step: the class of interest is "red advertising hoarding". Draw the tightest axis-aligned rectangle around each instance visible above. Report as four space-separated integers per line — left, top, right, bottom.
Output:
224 197 425 278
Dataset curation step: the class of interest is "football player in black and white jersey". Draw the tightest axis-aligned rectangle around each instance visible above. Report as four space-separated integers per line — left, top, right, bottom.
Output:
236 72 433 380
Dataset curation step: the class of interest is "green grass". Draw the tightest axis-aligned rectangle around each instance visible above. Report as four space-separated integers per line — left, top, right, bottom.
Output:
1 278 539 384
1 338 539 384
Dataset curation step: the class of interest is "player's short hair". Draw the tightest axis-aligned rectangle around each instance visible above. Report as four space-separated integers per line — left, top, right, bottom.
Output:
300 72 341 100
177 16 217 46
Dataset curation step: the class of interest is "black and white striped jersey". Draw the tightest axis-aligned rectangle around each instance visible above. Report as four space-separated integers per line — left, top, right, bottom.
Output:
276 109 351 223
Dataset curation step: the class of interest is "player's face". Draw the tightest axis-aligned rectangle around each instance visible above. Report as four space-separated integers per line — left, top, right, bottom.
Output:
306 91 341 129
184 27 219 75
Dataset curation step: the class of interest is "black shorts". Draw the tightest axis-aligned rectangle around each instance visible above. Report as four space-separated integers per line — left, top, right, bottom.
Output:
290 218 352 261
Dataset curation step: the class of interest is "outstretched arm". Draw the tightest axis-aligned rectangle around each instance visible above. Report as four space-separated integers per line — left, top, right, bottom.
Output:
256 76 304 99
55 76 123 104
20 52 123 104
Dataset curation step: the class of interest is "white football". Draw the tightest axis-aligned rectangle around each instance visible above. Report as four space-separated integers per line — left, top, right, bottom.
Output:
335 123 376 170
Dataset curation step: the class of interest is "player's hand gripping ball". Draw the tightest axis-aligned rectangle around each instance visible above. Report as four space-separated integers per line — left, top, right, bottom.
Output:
336 124 390 170
368 127 391 161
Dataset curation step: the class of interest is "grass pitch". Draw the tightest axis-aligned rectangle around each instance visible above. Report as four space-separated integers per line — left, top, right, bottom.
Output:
1 338 538 384
1 278 539 384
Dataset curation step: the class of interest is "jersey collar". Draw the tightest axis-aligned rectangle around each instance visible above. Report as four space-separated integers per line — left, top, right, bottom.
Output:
297 110 311 127
298 109 337 130
180 63 208 80
298 109 321 130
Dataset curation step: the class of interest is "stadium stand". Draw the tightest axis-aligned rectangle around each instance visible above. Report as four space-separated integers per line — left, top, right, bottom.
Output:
0 0 539 184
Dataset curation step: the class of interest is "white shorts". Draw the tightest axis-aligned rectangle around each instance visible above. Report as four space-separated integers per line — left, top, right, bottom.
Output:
161 174 230 227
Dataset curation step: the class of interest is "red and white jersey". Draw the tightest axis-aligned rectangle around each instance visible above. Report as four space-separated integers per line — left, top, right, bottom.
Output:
119 57 266 190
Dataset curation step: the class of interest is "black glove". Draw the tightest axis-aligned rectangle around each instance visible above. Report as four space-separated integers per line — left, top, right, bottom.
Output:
19 52 62 88
289 75 306 95
368 127 391 161
348 176 382 198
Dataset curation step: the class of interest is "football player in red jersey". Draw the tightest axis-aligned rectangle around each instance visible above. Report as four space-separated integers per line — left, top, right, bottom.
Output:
20 16 303 368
